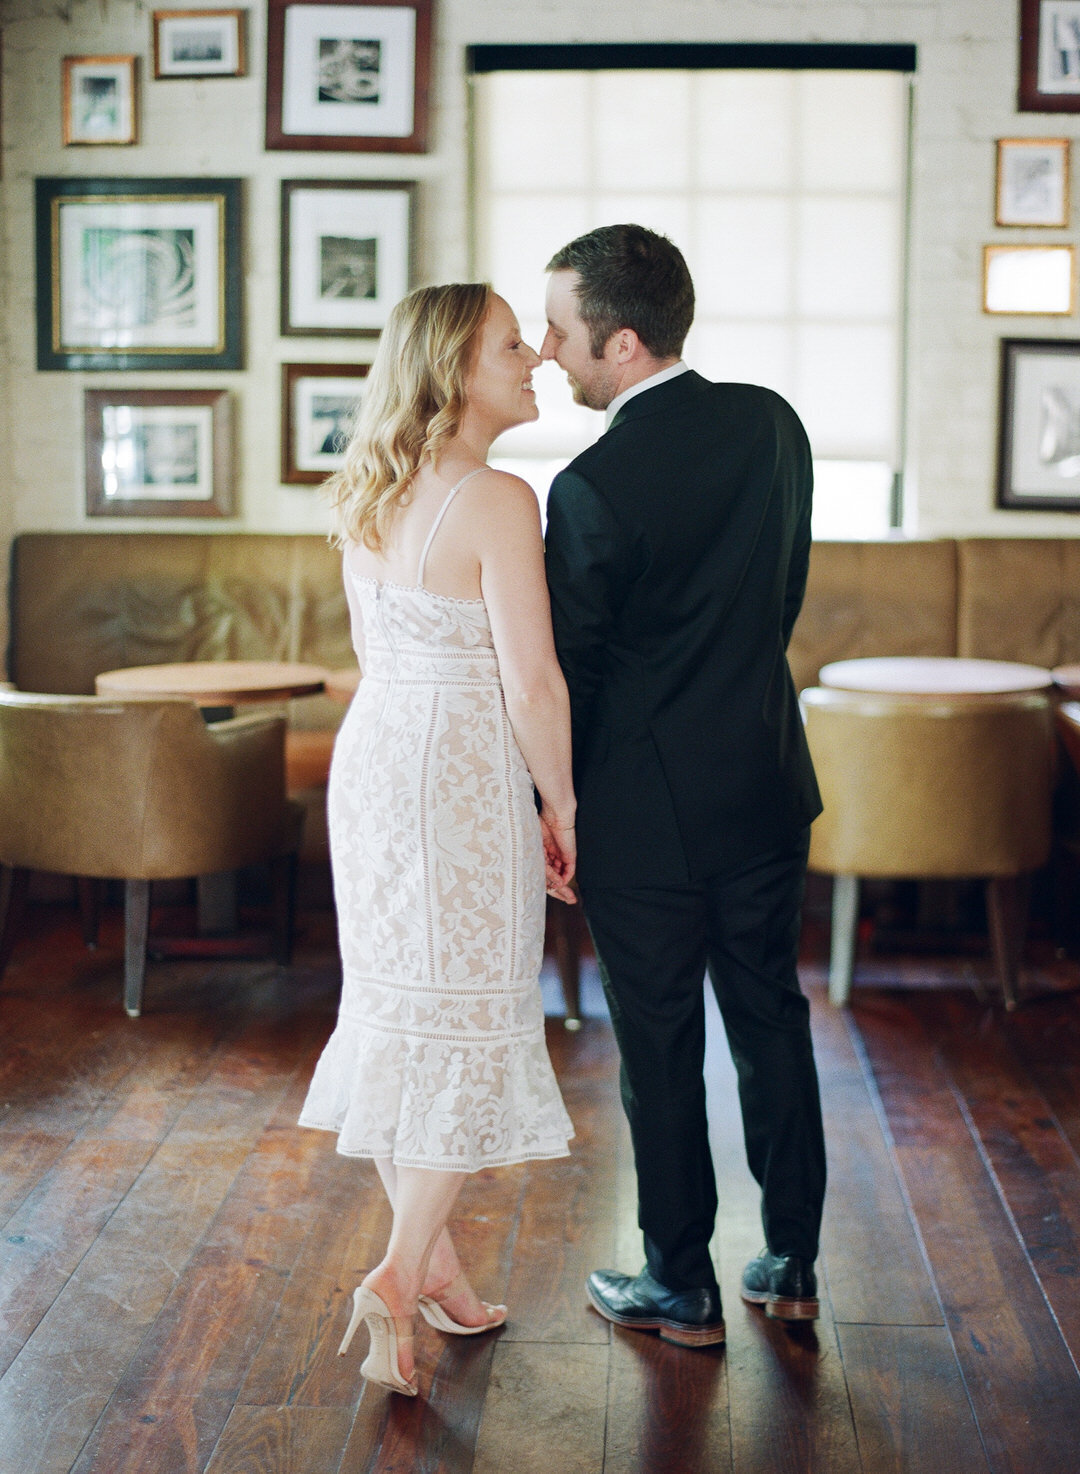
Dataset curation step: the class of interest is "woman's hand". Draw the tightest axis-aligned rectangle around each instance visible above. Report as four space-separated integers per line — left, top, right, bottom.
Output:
540 812 577 904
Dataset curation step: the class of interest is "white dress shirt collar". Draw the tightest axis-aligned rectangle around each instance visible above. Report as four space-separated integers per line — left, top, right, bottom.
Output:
605 360 689 429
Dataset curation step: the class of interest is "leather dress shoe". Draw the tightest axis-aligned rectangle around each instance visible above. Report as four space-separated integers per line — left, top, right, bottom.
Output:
586 1267 726 1347
740 1250 819 1321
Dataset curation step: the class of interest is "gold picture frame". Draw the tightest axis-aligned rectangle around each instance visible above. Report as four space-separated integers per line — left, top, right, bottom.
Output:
62 56 137 146
996 137 1070 226
983 243 1075 315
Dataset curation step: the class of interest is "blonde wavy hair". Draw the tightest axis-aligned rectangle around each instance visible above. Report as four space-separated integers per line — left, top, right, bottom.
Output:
325 282 493 549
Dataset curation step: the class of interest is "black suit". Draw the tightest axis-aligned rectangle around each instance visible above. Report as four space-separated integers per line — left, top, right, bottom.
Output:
545 369 826 1292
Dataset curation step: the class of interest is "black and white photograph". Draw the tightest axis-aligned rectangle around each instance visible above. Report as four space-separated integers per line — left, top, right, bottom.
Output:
266 0 431 151
281 179 414 336
1020 0 1080 109
281 361 369 483
1038 0 1080 92
997 337 1080 507
36 177 243 370
321 234 377 299
84 388 234 517
62 56 137 145
983 243 1075 315
153 10 246 78
996 137 1070 225
317 37 380 102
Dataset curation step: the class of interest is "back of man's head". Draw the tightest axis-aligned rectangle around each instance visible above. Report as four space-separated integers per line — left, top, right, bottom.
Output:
547 224 695 360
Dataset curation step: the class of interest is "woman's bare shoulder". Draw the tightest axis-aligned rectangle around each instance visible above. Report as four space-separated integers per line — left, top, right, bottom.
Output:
460 466 540 517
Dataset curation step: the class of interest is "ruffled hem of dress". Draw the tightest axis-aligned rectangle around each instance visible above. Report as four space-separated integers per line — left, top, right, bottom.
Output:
297 1016 574 1171
294 1115 573 1171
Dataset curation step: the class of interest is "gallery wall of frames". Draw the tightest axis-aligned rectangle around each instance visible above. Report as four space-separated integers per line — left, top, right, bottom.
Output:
4 0 1080 554
31 1 430 521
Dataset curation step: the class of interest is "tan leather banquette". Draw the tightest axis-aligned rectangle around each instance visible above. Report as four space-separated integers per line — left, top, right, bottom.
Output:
6 532 1080 857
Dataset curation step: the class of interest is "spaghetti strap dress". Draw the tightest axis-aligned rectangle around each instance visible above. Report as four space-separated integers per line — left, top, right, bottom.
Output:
298 470 574 1169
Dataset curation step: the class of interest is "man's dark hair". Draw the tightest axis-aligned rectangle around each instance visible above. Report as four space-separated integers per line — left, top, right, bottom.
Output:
546 224 695 359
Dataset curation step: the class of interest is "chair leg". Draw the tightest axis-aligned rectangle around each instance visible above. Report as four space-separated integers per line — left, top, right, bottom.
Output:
270 853 298 966
829 874 860 1007
0 866 30 979
124 879 151 1018
986 875 1029 1012
76 877 102 949
548 896 582 1029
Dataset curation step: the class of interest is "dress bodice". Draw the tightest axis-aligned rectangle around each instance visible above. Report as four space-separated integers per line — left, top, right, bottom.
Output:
350 576 500 686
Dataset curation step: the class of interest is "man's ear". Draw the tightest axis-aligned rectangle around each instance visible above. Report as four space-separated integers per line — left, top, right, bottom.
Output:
609 327 641 364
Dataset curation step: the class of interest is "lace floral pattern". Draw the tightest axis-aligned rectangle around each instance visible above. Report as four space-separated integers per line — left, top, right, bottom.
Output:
298 576 574 1169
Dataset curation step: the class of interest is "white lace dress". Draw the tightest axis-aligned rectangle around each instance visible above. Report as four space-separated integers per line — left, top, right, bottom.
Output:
298 473 574 1170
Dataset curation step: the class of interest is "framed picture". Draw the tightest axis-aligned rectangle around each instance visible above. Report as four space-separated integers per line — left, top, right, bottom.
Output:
62 56 137 146
84 389 234 517
35 177 243 371
983 244 1075 315
281 179 415 337
996 138 1070 225
265 0 432 152
997 338 1080 509
282 362 369 484
152 10 247 79
1020 0 1080 110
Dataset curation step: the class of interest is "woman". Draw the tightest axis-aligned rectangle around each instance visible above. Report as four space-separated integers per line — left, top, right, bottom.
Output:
298 284 577 1397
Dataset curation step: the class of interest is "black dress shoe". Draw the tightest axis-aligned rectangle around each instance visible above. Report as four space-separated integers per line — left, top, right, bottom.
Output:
586 1267 726 1347
740 1250 819 1321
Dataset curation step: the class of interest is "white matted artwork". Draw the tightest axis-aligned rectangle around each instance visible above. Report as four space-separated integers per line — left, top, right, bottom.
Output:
282 362 370 483
996 137 1070 225
1037 1 1080 95
84 388 233 517
983 243 1075 314
998 338 1080 508
57 197 223 351
282 4 415 138
153 10 247 79
281 179 414 335
62 56 137 145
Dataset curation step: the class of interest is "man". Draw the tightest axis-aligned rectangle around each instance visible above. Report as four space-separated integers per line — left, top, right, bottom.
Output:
541 224 826 1347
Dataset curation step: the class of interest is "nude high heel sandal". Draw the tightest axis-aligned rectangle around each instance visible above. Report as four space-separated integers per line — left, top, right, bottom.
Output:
338 1285 418 1396
418 1275 507 1335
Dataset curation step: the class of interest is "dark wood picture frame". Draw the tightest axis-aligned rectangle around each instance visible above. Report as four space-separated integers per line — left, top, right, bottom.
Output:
84 388 234 518
265 0 432 152
152 9 247 79
997 337 1080 510
280 178 417 336
282 361 370 484
36 176 243 371
1019 0 1080 111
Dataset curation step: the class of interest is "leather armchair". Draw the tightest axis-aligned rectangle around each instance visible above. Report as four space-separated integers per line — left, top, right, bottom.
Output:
0 692 304 1017
801 686 1054 1009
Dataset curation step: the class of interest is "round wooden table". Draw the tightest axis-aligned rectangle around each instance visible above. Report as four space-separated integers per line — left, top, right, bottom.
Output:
1051 664 1080 699
95 660 327 707
818 656 1054 697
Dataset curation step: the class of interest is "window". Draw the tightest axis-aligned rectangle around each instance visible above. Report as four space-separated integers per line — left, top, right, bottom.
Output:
470 46 913 537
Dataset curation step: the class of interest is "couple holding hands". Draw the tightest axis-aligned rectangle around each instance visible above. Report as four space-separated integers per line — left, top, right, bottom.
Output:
297 224 826 1395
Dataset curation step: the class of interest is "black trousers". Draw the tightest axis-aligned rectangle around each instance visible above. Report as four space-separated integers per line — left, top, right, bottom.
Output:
581 829 826 1293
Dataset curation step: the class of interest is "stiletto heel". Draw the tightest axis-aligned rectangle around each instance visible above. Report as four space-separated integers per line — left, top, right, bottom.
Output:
418 1274 507 1336
338 1285 418 1396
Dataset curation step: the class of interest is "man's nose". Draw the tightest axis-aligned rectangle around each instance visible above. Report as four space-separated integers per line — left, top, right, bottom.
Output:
539 328 557 361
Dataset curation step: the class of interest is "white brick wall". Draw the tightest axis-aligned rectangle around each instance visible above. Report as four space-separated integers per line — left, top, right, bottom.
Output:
0 0 1077 664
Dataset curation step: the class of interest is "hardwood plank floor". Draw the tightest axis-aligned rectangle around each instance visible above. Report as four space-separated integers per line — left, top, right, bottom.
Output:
2 898 1080 1473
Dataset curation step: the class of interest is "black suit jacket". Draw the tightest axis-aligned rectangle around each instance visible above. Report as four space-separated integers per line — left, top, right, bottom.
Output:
544 369 821 888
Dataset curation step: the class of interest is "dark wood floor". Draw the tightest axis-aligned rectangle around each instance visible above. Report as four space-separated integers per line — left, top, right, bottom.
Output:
2 893 1080 1473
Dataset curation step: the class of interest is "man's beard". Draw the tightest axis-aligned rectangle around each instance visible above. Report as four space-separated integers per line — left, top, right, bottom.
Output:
569 373 612 412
